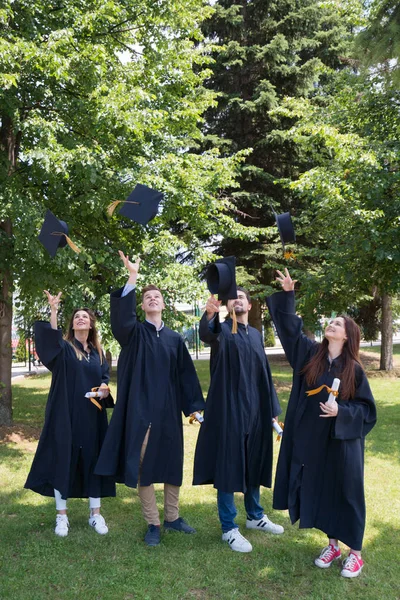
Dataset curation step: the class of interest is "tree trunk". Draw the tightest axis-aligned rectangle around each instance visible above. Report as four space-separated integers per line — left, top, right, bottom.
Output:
0 113 17 424
380 293 393 371
0 220 13 425
248 297 262 332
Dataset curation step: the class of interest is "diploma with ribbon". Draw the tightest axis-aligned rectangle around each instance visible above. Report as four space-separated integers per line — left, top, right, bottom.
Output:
85 386 109 411
326 378 340 406
272 419 284 441
305 378 340 406
189 412 204 424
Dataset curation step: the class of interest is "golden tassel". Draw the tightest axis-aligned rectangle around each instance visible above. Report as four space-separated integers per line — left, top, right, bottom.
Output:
231 309 238 334
107 199 140 217
65 235 81 254
107 200 121 216
51 232 81 254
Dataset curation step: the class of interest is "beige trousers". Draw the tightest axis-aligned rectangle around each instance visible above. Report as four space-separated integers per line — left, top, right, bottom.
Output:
138 427 180 526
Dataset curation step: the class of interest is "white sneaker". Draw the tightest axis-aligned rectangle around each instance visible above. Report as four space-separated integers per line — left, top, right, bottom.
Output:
88 513 109 535
222 528 252 553
55 514 69 537
246 514 284 534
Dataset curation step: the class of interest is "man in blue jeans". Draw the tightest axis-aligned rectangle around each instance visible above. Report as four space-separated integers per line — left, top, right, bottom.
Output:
193 286 284 552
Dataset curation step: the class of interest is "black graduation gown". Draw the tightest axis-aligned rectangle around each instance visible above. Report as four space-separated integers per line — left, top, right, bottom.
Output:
95 287 205 488
193 313 281 493
266 291 377 550
25 322 116 499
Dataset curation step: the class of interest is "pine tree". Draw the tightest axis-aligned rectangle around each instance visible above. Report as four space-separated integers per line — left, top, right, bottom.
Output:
201 0 359 326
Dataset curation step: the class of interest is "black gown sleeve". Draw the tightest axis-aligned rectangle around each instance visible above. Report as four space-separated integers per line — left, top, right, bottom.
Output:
100 352 110 385
266 291 316 370
199 312 221 344
110 287 138 347
266 355 282 417
34 321 66 370
178 340 206 417
100 352 115 409
332 368 377 440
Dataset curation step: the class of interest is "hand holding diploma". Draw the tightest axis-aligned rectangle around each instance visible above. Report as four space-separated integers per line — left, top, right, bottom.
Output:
189 412 204 424
85 386 110 410
272 418 284 440
319 378 340 418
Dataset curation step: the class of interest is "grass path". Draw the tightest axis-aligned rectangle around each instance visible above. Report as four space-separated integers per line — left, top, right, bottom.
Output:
1 353 399 600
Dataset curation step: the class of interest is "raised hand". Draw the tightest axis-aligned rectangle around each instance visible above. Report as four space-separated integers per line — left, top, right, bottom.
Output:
275 268 297 292
44 290 62 312
205 295 221 320
118 250 140 284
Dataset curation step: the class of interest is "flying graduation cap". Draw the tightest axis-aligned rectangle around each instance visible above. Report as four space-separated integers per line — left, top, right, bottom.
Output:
273 211 296 250
38 209 81 258
107 183 163 226
206 256 239 334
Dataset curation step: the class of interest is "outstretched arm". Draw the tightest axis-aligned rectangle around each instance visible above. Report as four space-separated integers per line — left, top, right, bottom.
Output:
110 252 141 346
118 250 140 289
44 290 62 330
266 268 315 369
34 290 64 369
199 295 222 344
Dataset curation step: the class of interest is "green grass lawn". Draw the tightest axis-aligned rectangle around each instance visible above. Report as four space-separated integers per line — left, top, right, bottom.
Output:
361 343 400 356
1 357 400 600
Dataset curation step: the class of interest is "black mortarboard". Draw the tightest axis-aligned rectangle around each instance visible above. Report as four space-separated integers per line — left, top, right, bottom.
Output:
108 183 163 226
38 209 80 258
206 256 237 302
274 211 296 248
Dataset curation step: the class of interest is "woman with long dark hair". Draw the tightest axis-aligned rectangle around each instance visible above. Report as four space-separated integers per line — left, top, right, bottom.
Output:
267 269 376 578
25 291 115 537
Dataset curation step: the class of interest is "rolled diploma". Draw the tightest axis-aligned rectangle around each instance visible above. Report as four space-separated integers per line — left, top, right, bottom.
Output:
193 412 204 423
326 378 340 407
85 390 106 399
272 420 283 436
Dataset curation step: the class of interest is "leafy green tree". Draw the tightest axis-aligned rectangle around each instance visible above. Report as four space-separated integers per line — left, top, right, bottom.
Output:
277 72 400 369
0 0 258 424
199 0 362 325
356 0 400 85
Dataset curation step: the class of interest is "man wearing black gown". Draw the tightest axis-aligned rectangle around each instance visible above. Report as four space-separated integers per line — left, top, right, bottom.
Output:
193 288 284 552
95 252 205 546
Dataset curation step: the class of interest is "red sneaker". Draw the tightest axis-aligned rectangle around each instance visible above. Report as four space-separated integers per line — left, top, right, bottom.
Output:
341 553 364 578
314 544 342 568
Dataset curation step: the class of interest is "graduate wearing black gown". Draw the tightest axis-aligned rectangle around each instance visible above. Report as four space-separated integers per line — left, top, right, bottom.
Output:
25 292 115 537
193 288 283 553
95 253 205 546
267 269 376 579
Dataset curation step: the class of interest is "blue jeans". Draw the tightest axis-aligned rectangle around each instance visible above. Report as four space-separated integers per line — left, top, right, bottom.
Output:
217 487 264 533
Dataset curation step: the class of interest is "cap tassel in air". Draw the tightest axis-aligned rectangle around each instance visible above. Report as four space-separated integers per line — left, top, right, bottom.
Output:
107 199 140 217
51 232 81 254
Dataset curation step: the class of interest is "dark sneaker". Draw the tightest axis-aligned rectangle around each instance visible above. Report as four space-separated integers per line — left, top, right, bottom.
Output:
164 517 196 534
144 524 161 546
341 553 364 578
